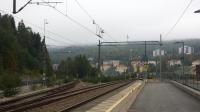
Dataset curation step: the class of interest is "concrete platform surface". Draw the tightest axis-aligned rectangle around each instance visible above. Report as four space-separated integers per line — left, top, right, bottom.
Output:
87 80 143 112
128 82 200 112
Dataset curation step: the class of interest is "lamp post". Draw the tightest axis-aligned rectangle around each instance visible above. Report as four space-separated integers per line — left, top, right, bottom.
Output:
174 42 185 84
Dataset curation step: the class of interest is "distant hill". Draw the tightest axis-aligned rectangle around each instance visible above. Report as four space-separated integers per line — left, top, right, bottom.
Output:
49 39 200 64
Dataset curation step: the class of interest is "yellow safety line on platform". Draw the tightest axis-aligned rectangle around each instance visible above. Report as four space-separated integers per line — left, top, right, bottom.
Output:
87 81 142 112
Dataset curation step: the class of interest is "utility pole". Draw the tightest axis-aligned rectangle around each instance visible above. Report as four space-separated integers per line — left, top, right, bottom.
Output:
129 49 133 79
98 40 101 84
127 35 129 42
13 0 62 14
174 41 185 82
144 41 148 79
144 41 147 61
125 69 127 80
95 22 104 84
159 34 162 80
13 0 16 14
44 19 48 39
172 47 176 80
42 19 48 87
182 42 185 84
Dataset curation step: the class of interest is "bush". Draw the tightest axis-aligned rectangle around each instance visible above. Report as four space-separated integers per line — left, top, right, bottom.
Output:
82 77 99 84
0 72 21 97
64 78 73 83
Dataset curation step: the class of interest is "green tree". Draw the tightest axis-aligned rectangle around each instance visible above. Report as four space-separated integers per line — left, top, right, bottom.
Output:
57 55 96 80
74 55 91 78
0 72 21 96
0 13 54 95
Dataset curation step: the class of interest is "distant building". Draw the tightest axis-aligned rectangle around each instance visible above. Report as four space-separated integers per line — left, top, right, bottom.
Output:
131 60 140 66
101 64 112 72
101 60 120 72
153 49 165 57
168 59 181 66
103 61 112 65
90 63 96 68
131 59 153 72
88 57 94 61
192 60 200 67
148 60 156 65
112 60 120 67
103 60 120 67
178 45 194 55
116 64 127 74
52 64 59 71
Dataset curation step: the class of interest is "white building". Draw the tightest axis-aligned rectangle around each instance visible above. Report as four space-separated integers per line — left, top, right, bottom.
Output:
112 60 120 67
178 45 194 55
153 49 165 57
102 60 120 72
192 60 200 67
116 64 127 74
103 60 120 67
168 59 182 66
101 64 112 72
148 60 157 65
88 57 94 61
103 61 112 65
131 60 140 66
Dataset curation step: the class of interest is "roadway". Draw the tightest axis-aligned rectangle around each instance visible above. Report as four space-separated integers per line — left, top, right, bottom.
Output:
128 81 200 112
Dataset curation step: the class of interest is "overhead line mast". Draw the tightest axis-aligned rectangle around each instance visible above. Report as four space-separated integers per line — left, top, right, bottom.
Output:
12 0 62 14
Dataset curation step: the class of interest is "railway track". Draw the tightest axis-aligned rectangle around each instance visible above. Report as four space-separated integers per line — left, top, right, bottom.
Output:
58 80 133 112
0 80 133 112
0 81 78 110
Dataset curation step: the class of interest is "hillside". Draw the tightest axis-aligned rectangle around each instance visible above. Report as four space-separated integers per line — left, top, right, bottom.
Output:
49 39 200 64
0 13 53 95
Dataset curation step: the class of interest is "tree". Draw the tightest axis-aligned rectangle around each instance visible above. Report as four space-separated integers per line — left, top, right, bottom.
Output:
57 55 95 80
0 72 21 96
147 64 156 72
74 55 92 79
0 13 54 96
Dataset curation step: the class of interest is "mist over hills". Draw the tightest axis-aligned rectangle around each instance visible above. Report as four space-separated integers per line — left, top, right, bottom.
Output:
49 39 200 64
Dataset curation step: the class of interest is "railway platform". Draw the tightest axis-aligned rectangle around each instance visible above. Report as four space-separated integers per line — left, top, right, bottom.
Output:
86 80 144 112
1 80 200 112
128 81 200 112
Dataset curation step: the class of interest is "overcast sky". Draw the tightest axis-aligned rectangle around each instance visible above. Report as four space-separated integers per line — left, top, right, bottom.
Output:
0 0 200 46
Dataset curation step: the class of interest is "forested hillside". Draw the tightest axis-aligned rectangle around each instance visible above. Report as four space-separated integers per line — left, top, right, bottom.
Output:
0 13 53 96
49 39 200 64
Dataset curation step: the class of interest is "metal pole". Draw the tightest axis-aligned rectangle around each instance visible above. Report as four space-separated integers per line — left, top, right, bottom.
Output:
144 41 148 79
182 42 185 84
13 0 16 14
156 58 158 78
160 34 162 80
44 19 46 39
173 47 176 81
43 19 47 87
144 41 147 61
124 69 126 80
98 40 101 84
